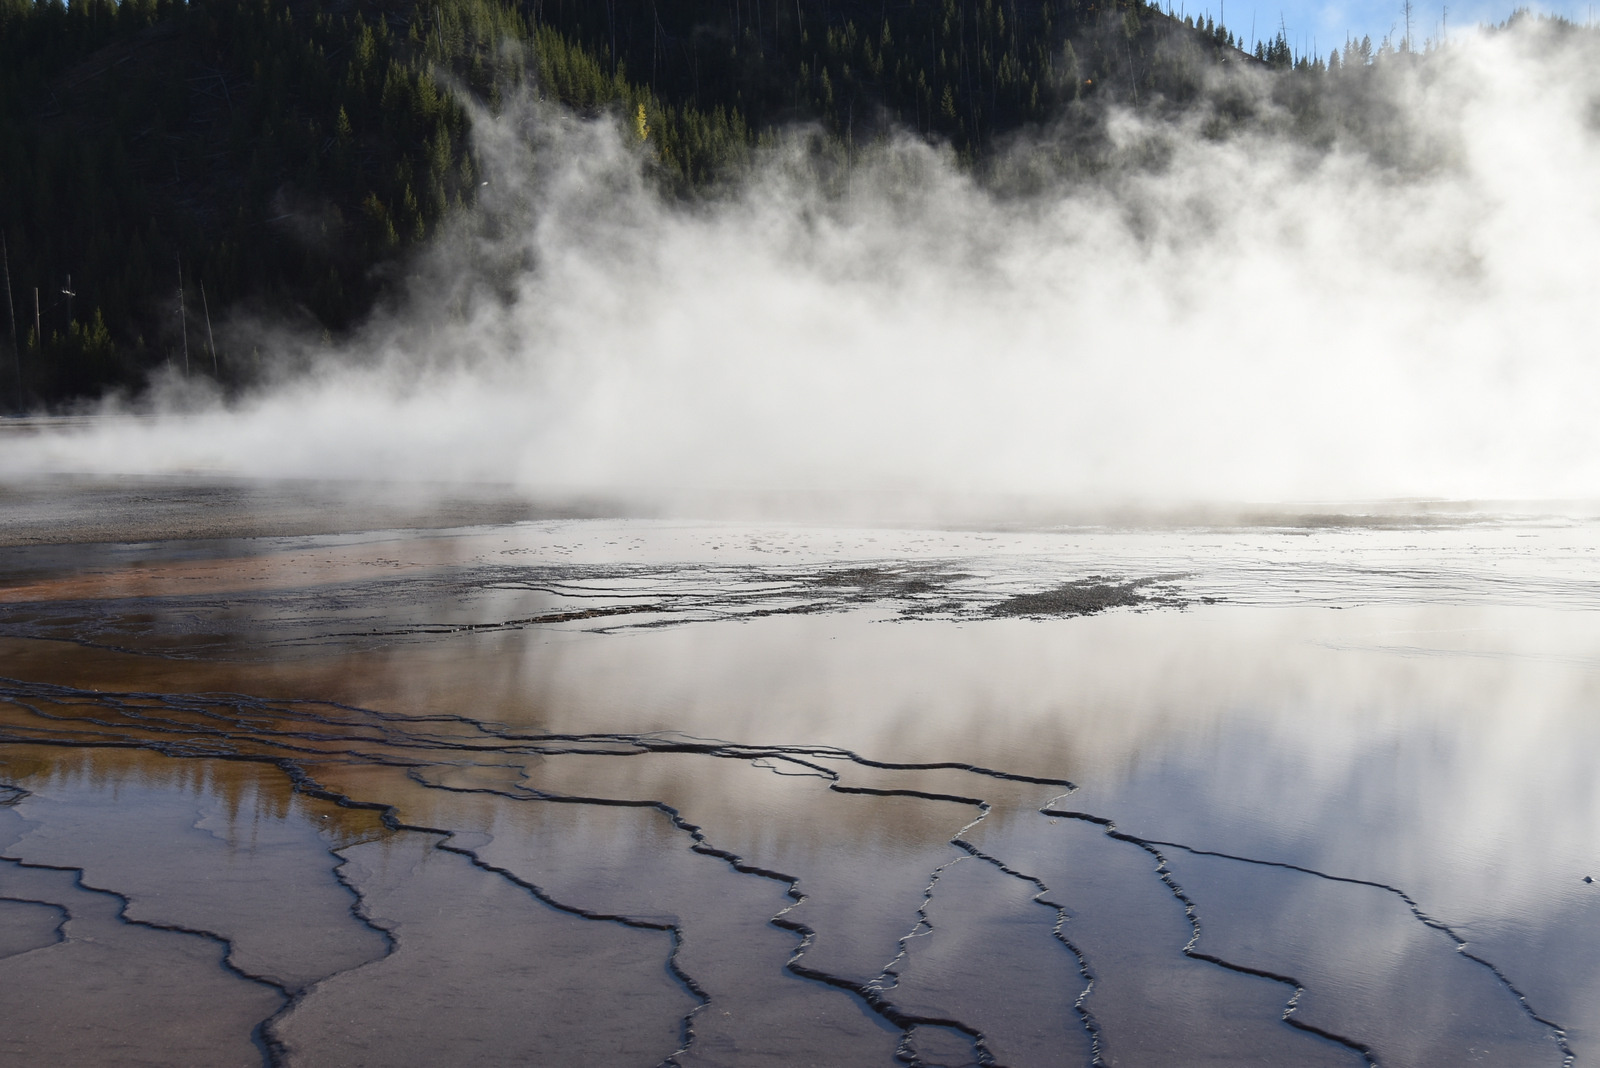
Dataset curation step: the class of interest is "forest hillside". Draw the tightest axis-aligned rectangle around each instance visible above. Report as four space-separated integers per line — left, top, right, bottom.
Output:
0 0 1573 407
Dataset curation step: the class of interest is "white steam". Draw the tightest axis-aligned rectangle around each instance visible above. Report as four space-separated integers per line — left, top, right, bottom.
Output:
8 24 1600 512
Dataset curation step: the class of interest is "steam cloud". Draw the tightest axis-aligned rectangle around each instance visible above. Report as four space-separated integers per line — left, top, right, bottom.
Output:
7 23 1600 513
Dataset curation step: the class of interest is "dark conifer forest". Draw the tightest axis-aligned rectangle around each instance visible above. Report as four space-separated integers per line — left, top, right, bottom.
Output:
0 0 1587 407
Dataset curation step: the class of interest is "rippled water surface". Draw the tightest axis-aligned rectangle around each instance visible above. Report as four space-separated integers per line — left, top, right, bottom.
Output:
3 485 1599 1066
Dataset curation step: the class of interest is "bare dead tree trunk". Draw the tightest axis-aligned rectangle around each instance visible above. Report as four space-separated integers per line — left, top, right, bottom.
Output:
177 254 189 376
202 282 217 376
1 233 18 411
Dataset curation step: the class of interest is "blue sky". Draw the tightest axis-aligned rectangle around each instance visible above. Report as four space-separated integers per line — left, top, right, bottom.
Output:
1166 0 1597 57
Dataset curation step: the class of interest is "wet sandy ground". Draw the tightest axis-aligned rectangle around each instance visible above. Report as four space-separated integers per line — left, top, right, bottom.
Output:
2 478 1599 1067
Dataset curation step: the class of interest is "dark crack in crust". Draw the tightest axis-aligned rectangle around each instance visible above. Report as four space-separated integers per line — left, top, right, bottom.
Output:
0 853 294 1065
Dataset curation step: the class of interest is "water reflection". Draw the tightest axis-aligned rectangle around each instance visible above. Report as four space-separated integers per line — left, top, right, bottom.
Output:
2 515 1599 1065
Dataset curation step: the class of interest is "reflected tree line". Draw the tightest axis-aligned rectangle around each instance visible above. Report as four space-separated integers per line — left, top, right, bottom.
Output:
0 0 1590 408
